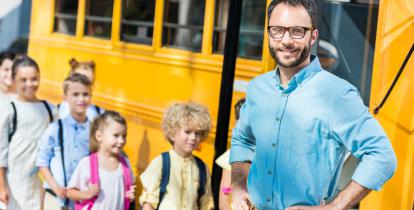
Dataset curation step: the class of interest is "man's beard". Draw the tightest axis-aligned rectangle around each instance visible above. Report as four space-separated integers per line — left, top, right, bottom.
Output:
269 41 311 68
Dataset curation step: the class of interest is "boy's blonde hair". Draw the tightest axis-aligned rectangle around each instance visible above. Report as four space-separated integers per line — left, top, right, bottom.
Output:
62 73 92 94
162 102 212 144
90 111 127 153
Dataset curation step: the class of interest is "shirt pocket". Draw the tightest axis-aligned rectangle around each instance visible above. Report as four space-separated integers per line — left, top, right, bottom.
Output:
289 119 326 155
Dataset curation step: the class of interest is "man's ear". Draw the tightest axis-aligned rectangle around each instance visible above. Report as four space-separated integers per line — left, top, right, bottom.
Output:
311 29 319 45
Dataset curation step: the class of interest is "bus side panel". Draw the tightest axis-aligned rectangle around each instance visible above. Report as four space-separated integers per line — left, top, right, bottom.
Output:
362 0 414 209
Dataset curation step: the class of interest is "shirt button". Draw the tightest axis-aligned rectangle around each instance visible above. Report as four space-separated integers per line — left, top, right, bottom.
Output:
267 197 271 202
276 117 280 121
272 143 276 148
267 170 272 175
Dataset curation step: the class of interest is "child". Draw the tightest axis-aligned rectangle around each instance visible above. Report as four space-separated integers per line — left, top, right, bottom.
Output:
0 56 56 210
36 73 93 210
215 98 245 210
0 51 16 101
140 102 215 210
59 58 104 121
67 111 136 210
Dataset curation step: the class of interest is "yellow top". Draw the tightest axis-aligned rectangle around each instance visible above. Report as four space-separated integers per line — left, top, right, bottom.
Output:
139 149 214 210
215 150 231 171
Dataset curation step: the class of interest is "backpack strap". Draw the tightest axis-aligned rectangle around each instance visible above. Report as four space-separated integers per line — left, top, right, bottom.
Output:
157 152 171 210
58 119 69 206
119 156 133 210
75 153 99 210
89 153 99 189
94 105 102 115
87 153 99 210
58 120 66 186
41 100 53 122
194 156 207 208
8 102 17 143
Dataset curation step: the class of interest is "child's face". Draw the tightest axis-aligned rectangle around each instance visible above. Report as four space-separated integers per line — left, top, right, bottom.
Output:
74 68 94 85
0 59 14 87
96 118 127 156
170 126 203 157
64 82 91 118
14 66 40 100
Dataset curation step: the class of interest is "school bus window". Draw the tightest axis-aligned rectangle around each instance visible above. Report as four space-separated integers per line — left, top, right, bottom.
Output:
121 0 156 45
163 0 206 52
317 0 379 105
54 0 78 35
213 0 266 60
84 0 114 39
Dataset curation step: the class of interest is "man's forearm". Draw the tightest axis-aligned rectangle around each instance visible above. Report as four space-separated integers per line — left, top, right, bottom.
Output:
330 180 371 210
231 161 251 189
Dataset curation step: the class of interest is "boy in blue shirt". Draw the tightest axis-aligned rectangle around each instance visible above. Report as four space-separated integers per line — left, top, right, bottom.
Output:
36 73 93 210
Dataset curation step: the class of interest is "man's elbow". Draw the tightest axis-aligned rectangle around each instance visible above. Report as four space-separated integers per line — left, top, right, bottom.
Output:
388 151 398 177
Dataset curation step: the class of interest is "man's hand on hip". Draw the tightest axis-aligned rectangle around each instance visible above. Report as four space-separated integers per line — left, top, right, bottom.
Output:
231 161 252 210
232 185 253 210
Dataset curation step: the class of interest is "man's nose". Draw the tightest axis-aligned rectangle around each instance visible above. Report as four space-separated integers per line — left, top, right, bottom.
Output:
281 31 294 43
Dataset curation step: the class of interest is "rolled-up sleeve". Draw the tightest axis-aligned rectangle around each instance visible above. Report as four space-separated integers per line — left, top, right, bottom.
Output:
230 91 256 164
139 156 162 209
36 123 57 167
331 88 397 190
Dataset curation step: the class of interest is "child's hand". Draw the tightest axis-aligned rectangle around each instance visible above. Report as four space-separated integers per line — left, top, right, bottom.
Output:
0 185 9 204
52 186 67 199
125 185 136 200
86 184 100 199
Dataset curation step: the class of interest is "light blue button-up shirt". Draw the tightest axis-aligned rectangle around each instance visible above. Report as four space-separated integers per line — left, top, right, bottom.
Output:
36 114 90 205
230 56 397 210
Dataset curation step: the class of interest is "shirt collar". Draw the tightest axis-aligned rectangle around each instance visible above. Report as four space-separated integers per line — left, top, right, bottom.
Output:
274 55 322 92
170 149 193 163
67 114 89 130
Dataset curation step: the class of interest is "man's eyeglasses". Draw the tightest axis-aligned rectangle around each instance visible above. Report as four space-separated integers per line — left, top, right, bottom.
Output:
267 26 313 39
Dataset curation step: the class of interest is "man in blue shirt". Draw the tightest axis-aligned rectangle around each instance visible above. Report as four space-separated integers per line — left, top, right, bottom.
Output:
36 73 92 209
229 0 397 210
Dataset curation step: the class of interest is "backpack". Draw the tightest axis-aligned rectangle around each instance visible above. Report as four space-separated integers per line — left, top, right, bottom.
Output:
8 100 53 143
74 153 133 210
156 152 207 210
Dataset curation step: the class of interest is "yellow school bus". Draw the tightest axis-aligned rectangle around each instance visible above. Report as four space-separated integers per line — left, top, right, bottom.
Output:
28 0 413 209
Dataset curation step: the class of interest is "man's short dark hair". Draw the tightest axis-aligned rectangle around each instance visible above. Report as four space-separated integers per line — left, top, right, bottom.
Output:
267 0 318 28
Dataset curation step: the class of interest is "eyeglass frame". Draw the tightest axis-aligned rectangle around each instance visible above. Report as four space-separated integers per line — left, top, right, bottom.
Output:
267 26 314 40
